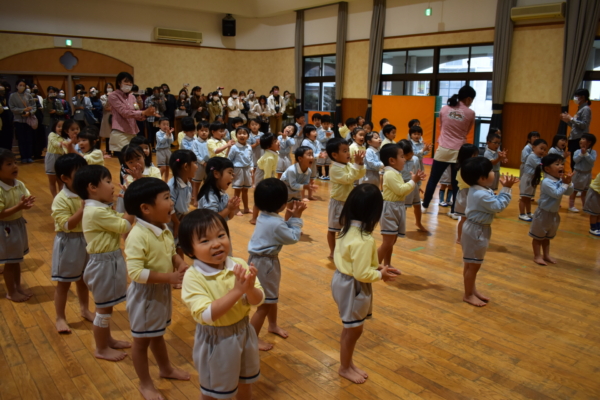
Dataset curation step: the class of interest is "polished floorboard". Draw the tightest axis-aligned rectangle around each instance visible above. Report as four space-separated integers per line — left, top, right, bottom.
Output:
1 156 599 400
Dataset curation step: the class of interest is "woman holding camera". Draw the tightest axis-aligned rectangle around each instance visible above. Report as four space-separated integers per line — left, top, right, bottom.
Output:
267 85 285 134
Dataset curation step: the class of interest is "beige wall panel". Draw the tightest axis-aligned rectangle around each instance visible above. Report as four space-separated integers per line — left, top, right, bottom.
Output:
343 40 370 99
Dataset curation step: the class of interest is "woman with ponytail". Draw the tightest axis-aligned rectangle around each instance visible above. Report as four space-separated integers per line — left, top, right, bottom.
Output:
561 88 592 170
422 85 477 216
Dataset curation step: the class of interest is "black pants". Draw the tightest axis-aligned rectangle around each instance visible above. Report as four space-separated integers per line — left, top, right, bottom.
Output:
568 139 580 171
422 160 459 213
15 122 34 160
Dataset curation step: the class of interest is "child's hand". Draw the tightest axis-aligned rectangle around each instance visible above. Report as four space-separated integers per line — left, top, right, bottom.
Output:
310 183 319 191
379 265 401 281
410 171 422 184
125 163 144 181
169 268 186 285
354 150 366 165
581 145 588 154
564 151 571 159
499 150 507 159
562 171 574 185
289 200 308 218
233 263 256 295
18 195 35 210
424 143 432 151
326 131 332 137
227 196 241 211
227 140 235 147
319 151 327 159
499 174 519 188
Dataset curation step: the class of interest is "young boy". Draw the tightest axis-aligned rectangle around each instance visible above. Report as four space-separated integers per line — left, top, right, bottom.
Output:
178 117 196 150
409 125 431 172
73 165 135 361
123 178 190 399
483 132 507 192
249 178 306 351
460 157 517 307
156 117 174 181
51 154 94 333
250 134 280 224
311 113 322 130
191 121 210 206
326 138 366 258
76 127 104 166
248 118 264 170
398 140 428 232
339 118 358 140
317 114 334 180
0 149 35 302
281 146 317 220
379 118 389 137
377 144 425 268
381 124 397 147
228 127 253 215
294 111 306 140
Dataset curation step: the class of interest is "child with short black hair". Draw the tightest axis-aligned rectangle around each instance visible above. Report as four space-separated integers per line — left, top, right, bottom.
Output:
311 113 322 129
228 126 253 215
76 126 104 166
0 149 35 302
249 178 306 351
124 177 191 399
198 157 240 221
229 117 244 142
381 124 396 147
116 144 161 213
340 118 358 140
362 131 383 186
191 121 210 206
281 146 316 220
569 133 597 212
379 118 389 137
247 118 264 172
277 124 297 178
520 131 540 178
584 173 600 236
377 144 425 268
398 139 428 232
317 114 334 180
454 144 480 244
460 157 518 307
326 138 366 258
181 209 264 400
156 117 174 181
519 138 548 221
409 125 431 171
301 124 326 200
46 119 67 197
529 154 574 265
483 132 507 191
294 111 306 141
408 118 420 129
332 184 399 384
51 153 93 332
250 134 280 224
178 116 196 150
548 134 570 158
208 122 234 159
73 165 135 361
363 121 373 134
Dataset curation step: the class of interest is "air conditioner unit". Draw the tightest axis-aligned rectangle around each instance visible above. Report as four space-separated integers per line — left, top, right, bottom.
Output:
154 27 202 45
511 2 565 22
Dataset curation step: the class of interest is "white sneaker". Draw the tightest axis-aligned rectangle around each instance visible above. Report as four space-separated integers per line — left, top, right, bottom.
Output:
590 229 600 237
451 213 460 220
568 207 580 213
518 214 532 221
527 212 534 218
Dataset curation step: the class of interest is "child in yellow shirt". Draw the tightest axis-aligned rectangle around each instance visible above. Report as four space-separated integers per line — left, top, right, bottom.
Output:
45 119 67 197
250 133 280 224
77 126 104 166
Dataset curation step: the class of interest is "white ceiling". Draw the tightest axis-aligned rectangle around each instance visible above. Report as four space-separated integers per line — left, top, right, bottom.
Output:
113 0 355 18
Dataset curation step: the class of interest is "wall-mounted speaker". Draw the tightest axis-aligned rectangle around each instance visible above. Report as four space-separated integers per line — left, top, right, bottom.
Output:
222 14 236 37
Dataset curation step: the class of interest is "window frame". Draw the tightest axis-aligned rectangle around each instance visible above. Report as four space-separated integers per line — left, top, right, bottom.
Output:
302 54 337 112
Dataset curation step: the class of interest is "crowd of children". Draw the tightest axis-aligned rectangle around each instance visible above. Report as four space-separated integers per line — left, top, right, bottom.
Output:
0 101 598 399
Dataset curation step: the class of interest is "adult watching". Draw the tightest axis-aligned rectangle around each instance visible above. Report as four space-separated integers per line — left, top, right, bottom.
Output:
108 72 156 154
560 88 592 171
8 79 37 163
422 85 476 215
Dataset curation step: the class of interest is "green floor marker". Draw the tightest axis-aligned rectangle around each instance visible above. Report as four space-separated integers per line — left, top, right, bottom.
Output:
487 283 492 285
522 265 527 268
410 247 425 251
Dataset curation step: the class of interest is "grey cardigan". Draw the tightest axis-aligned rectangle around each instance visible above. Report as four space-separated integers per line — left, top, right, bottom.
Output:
9 92 36 124
568 104 591 141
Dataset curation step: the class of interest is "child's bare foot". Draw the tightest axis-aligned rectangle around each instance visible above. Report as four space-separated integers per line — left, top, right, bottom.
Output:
172 283 182 289
81 309 95 322
456 239 461 244
108 338 132 349
6 292 30 302
258 338 273 351
415 223 429 232
474 290 490 302
160 367 191 380
351 363 368 379
463 294 487 307
327 254 334 261
95 348 128 361
236 210 243 216
338 366 366 384
138 384 165 400
249 219 256 225
543 256 557 264
268 326 288 339
17 286 33 297
243 209 251 214
307 197 317 201
56 318 72 334
533 256 547 266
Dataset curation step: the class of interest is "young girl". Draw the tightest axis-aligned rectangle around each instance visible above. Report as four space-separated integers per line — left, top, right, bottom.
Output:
228 126 253 215
116 145 161 213
519 138 548 221
180 209 264 399
277 124 297 178
331 184 399 384
130 136 154 168
455 144 482 244
529 154 574 265
301 124 326 200
520 131 540 178
363 122 373 134
584 173 600 236
548 134 570 159
45 119 67 197
362 131 383 186
248 118 264 172
191 121 210 206
61 120 81 154
197 157 240 222
569 133 597 213
0 149 36 302
349 128 367 187
207 123 234 159
76 127 104 166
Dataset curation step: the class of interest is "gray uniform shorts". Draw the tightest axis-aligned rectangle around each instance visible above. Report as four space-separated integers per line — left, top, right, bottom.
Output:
83 249 127 308
254 168 265 186
233 167 252 189
156 148 171 167
317 155 332 166
0 217 29 265
276 154 292 174
248 253 281 304
127 281 172 338
573 170 592 192
45 152 61 175
454 188 469 216
193 317 260 399
403 185 421 207
331 270 373 328
461 220 491 264
193 162 206 183
361 170 380 186
583 188 600 216
379 200 406 237
519 173 536 198
529 208 560 240
491 170 500 191
51 232 88 282
328 198 345 232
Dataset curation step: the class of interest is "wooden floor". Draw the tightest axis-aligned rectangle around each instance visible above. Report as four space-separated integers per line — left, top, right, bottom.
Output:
1 156 599 400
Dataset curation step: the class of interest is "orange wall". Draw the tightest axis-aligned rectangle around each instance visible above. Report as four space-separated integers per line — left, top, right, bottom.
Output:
372 95 435 145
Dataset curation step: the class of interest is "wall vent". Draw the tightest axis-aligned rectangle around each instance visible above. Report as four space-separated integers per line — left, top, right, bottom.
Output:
511 2 565 22
154 28 202 45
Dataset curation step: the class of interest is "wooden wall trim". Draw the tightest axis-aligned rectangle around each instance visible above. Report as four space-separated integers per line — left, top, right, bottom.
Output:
341 98 368 123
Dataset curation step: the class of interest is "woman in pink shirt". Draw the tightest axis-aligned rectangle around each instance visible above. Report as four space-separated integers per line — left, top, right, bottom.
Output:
108 72 156 155
422 85 476 214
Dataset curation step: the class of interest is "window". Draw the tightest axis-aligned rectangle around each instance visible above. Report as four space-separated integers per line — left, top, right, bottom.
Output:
582 39 600 100
303 55 336 111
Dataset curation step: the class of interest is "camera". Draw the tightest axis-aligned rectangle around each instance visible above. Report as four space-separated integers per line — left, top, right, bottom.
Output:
217 86 224 90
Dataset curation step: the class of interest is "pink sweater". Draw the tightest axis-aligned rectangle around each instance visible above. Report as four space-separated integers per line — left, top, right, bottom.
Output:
438 102 475 150
107 90 145 135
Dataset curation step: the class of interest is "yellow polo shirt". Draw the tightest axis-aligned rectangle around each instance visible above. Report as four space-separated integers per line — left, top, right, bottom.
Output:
334 223 381 283
125 166 161 185
257 150 279 178
125 218 177 283
382 167 415 202
47 132 66 155
381 138 395 147
83 149 104 166
82 199 131 254
349 142 366 164
182 257 265 326
207 138 228 158
51 187 83 232
329 162 366 202
0 179 30 221
457 170 469 190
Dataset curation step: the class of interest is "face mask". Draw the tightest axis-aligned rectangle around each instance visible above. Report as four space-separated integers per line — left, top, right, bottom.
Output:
180 94 186 99
285 94 290 99
59 93 65 98
213 97 219 102
25 88 31 94
121 85 133 93
163 88 169 93
107 88 113 93
273 91 279 96
232 95 238 99
49 93 57 98
218 91 222 96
